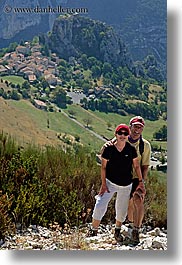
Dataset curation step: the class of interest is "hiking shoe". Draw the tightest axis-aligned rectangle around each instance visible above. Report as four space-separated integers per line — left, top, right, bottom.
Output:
127 224 133 239
114 228 124 243
87 228 98 237
130 228 140 245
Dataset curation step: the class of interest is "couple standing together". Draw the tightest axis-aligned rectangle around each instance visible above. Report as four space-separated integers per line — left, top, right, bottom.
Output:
89 116 151 246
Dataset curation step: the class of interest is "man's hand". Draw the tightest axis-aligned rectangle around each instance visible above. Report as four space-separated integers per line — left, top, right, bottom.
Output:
104 140 114 148
136 181 146 195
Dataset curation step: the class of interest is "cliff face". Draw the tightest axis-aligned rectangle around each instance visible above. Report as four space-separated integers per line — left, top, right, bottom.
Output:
0 0 166 77
0 0 66 42
46 15 133 69
66 0 167 77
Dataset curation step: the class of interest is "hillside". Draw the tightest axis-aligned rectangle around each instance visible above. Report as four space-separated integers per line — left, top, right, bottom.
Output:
0 97 167 152
0 97 61 147
0 0 166 79
0 97 105 151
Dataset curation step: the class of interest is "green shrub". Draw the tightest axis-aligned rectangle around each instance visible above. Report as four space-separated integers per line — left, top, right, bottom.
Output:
0 191 15 239
0 132 167 237
144 171 167 228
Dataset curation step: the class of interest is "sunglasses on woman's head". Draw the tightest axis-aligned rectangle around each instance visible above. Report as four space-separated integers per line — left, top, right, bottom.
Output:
117 131 129 136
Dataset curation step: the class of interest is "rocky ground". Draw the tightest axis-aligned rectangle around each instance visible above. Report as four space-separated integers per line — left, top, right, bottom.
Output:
0 223 167 251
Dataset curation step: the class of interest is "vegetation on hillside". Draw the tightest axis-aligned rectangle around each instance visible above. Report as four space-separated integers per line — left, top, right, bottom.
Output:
0 132 167 239
0 97 167 152
0 8 167 242
0 15 167 121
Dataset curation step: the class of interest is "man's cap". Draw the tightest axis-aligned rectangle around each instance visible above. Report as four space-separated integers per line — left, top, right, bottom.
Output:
115 124 130 134
129 116 145 127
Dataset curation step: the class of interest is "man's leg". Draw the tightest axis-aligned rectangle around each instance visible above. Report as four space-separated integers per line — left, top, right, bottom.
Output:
130 190 145 245
127 198 134 222
133 190 144 228
127 198 134 237
126 179 139 237
127 178 139 223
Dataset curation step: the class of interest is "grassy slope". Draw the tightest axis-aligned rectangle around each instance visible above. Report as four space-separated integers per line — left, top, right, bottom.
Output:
65 104 167 149
1 75 26 85
0 97 167 151
0 98 104 151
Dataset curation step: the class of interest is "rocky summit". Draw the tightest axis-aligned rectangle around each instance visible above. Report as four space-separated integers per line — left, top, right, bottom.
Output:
0 223 167 250
43 15 133 69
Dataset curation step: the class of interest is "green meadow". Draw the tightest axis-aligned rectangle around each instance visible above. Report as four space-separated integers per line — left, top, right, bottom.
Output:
5 99 167 151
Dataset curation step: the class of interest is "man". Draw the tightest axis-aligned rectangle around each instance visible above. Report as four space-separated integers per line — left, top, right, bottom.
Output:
127 116 151 245
97 116 151 245
88 124 145 243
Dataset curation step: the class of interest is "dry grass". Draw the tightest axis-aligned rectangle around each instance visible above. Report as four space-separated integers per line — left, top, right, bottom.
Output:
0 97 62 148
149 84 163 92
126 99 148 104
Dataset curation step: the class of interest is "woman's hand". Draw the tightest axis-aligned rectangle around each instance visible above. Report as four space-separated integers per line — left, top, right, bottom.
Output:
99 184 110 196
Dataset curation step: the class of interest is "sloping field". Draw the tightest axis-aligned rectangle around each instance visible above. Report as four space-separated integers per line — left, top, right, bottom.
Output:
0 98 104 151
0 98 167 151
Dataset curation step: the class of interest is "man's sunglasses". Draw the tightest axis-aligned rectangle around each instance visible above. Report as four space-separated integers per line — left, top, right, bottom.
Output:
117 131 129 136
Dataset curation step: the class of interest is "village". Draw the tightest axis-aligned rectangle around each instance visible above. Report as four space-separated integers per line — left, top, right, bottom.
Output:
0 41 124 105
0 42 62 86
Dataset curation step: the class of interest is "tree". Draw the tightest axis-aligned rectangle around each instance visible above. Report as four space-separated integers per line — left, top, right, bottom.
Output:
124 76 141 96
83 118 92 128
68 110 76 118
102 62 113 76
80 98 88 109
82 82 90 95
0 87 4 96
53 88 67 108
144 55 158 68
58 59 68 68
31 36 39 45
107 122 112 130
22 81 31 90
153 125 167 141
87 56 99 68
11 90 20 100
8 42 18 52
80 54 88 69
41 44 50 57
91 65 101 78
21 89 29 99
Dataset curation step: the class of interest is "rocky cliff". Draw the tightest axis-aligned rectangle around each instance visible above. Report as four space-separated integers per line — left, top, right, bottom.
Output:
0 0 66 44
43 14 133 69
0 0 166 78
66 0 167 76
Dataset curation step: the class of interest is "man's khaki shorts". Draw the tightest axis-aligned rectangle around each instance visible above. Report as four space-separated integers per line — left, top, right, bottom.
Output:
130 178 145 201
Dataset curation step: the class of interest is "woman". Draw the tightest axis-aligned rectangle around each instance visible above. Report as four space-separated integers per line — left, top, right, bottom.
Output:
88 124 145 243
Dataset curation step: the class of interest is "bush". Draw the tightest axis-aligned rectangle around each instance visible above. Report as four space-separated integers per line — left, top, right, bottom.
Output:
144 171 167 228
0 191 15 239
0 135 101 234
0 132 167 237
